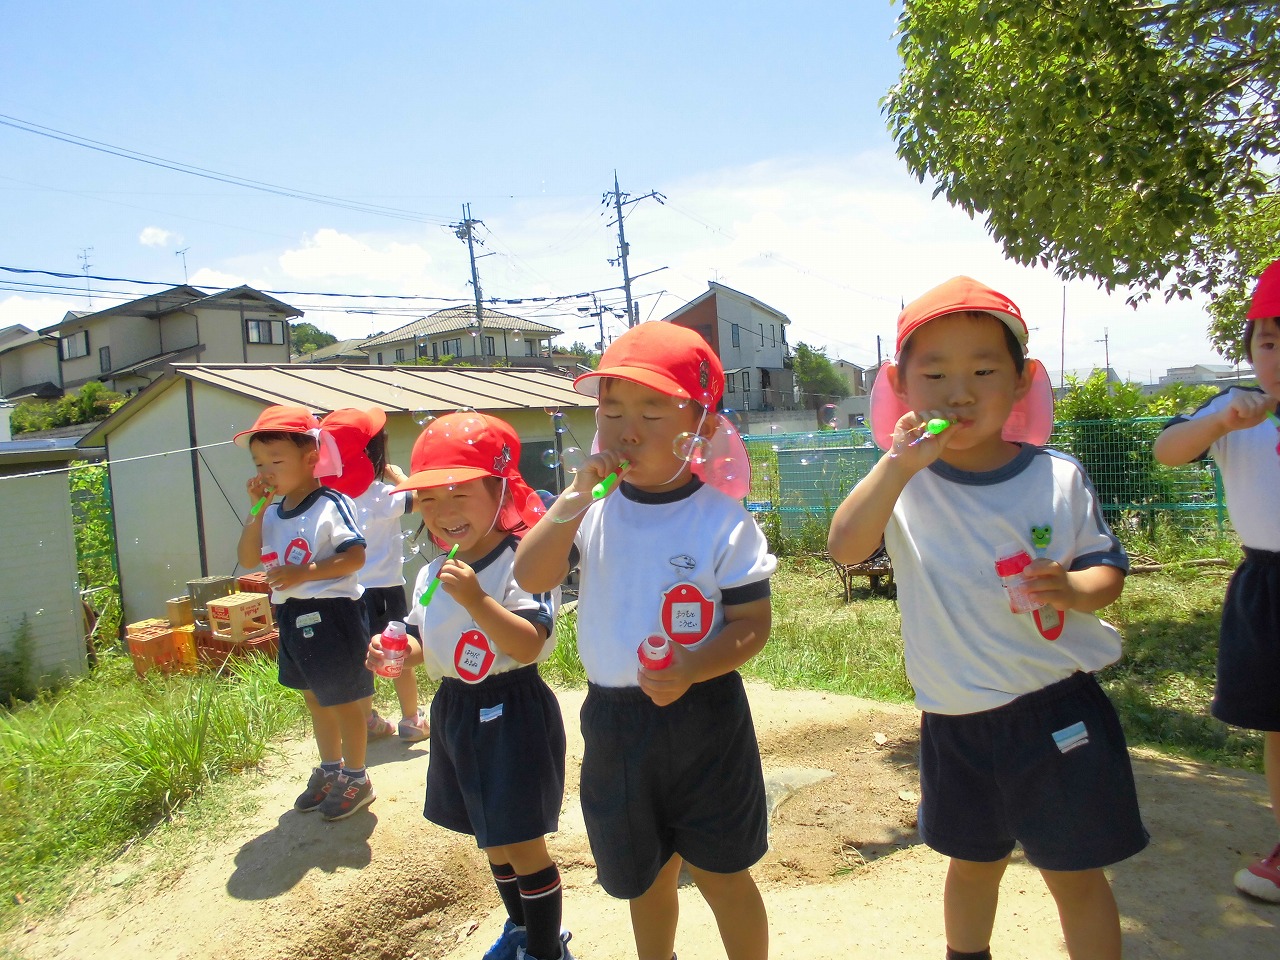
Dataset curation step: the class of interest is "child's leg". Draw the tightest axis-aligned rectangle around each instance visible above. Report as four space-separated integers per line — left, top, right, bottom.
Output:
629 853 682 960
333 698 369 770
686 863 767 960
1039 867 1121 960
302 689 342 762
943 856 1007 955
486 837 561 960
393 668 424 725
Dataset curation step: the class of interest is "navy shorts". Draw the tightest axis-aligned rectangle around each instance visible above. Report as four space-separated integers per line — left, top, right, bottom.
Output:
425 665 567 849
580 671 768 899
1212 547 1280 731
361 585 409 637
918 671 1149 871
276 597 375 708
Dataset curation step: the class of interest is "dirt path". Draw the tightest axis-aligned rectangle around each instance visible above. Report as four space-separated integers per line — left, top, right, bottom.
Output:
13 684 1278 959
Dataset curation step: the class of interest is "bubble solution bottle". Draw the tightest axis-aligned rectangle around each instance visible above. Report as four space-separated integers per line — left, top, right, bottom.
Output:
637 634 673 671
376 620 410 678
994 543 1043 614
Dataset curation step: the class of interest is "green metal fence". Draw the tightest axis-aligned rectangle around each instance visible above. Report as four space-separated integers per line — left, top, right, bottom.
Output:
743 420 1226 543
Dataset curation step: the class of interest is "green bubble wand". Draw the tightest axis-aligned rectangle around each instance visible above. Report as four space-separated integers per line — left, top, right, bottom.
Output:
908 418 950 447
419 543 459 606
249 487 274 516
591 460 631 499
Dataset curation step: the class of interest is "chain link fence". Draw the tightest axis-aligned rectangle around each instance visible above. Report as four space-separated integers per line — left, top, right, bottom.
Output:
743 420 1226 553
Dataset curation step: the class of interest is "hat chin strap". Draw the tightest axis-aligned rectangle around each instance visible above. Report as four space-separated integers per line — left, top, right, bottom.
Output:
658 405 708 487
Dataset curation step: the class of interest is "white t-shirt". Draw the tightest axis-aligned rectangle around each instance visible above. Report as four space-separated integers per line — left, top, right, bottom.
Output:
260 487 365 603
1168 387 1280 551
404 534 558 682
885 444 1128 715
353 482 412 588
573 478 777 688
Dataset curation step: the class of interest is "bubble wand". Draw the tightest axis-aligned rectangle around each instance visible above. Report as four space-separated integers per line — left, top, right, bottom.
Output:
591 460 630 499
249 487 274 517
1267 410 1280 427
419 543 459 606
908 418 950 447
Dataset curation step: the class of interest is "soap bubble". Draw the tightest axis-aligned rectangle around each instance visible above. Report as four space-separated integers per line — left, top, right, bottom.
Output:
552 412 567 434
541 448 560 469
543 406 560 417
560 447 588 474
820 404 838 428
412 409 435 427
674 432 708 464
720 408 744 433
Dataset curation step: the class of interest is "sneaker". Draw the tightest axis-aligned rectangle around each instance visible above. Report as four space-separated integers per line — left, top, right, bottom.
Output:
515 931 573 960
294 766 339 812
319 773 375 821
367 708 396 739
482 919 527 960
1234 842 1280 903
398 707 430 743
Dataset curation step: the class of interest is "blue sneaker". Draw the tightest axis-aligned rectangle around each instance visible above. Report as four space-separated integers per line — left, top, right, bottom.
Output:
515 930 573 960
482 919 527 960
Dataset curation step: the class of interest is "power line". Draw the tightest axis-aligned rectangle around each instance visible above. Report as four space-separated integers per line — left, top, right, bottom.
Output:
0 113 456 225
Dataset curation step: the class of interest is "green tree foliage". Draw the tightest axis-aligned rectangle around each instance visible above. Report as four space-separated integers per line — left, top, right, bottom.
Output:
553 340 600 369
289 321 338 357
10 381 126 434
792 343 851 412
885 1 1280 358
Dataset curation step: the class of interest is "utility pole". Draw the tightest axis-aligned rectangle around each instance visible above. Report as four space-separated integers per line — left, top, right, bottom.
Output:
78 247 94 308
454 204 487 362
605 172 665 326
1095 327 1111 393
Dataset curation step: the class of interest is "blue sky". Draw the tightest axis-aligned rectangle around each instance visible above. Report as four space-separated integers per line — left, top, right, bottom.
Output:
0 2 1231 380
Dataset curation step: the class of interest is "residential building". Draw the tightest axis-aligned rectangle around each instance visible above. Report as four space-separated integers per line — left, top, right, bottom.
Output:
293 338 370 364
659 282 799 418
359 306 563 368
1157 363 1252 388
0 326 61 400
10 285 301 399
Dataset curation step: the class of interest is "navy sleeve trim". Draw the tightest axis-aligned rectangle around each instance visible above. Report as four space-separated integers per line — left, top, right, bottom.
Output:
335 537 366 553
567 544 580 571
723 578 771 606
513 594 554 634
1068 550 1130 575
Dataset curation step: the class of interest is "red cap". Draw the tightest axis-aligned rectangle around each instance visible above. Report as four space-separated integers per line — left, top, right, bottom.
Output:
1247 259 1280 320
394 412 543 530
317 407 387 498
896 276 1028 357
574 321 724 408
232 405 320 447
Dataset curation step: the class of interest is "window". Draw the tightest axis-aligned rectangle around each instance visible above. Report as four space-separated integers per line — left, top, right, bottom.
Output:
770 324 775 346
442 338 462 357
376 352 384 364
395 347 405 362
759 323 764 344
525 339 536 356
99 346 111 373
484 336 495 356
246 318 285 344
730 323 740 348
431 343 439 360
59 331 90 360
740 370 750 394
727 375 736 393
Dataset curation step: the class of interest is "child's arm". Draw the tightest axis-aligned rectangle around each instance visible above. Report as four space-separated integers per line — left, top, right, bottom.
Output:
267 545 366 592
1023 560 1124 614
514 448 626 593
437 558 548 663
638 596 770 707
236 475 272 569
1153 389 1271 465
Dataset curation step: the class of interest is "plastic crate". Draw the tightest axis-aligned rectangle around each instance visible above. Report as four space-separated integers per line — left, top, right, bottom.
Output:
166 596 194 628
127 625 175 678
187 576 235 618
170 624 198 673
207 592 274 643
237 571 270 594
196 627 278 668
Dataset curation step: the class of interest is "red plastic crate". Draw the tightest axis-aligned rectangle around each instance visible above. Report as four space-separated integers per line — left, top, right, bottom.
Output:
196 627 278 668
237 571 270 595
127 625 175 678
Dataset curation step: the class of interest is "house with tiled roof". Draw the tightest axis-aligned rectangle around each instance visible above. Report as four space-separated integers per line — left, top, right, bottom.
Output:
358 305 564 368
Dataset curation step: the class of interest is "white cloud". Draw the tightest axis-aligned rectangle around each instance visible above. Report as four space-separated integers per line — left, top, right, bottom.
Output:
139 227 177 248
0 295 69 330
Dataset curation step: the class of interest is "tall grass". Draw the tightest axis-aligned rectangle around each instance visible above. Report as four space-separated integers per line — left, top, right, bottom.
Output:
0 653 305 915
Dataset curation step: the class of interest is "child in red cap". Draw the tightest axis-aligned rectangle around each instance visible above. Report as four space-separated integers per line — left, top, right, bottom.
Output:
318 408 428 744
233 405 376 821
828 278 1146 960
1155 258 1280 903
367 411 572 960
515 322 777 960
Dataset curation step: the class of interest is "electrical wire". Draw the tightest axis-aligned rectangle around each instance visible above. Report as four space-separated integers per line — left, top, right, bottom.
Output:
0 439 236 483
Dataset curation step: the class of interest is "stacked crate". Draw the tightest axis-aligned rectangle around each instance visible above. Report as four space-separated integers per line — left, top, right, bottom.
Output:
126 618 175 678
201 592 278 666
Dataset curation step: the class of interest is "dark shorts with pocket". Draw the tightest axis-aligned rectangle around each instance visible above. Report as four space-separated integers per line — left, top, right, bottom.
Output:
1212 547 1280 732
276 597 374 707
425 665 567 849
579 670 768 899
361 585 409 638
918 671 1149 871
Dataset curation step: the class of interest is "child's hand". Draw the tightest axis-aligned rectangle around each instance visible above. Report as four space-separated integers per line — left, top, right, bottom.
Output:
637 642 696 706
365 633 387 672
246 475 273 505
437 557 486 611
266 563 308 591
1219 389 1273 433
569 448 628 498
1022 558 1073 612
887 409 952 469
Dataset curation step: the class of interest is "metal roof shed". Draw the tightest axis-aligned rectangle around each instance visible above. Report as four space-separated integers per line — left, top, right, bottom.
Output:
80 364 597 625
